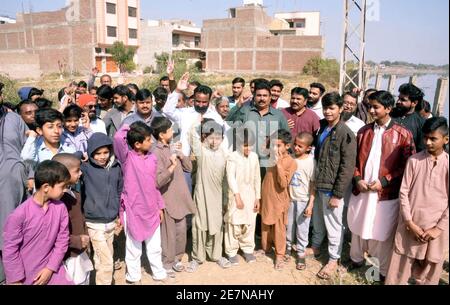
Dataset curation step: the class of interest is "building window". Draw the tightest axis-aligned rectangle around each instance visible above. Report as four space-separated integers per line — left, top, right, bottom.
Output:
95 48 102 54
172 34 180 47
195 36 201 48
295 19 306 28
129 29 137 39
106 2 116 14
128 7 137 18
107 26 117 37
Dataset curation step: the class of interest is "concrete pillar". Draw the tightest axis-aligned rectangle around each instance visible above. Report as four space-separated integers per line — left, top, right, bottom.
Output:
388 75 397 94
409 75 417 85
363 69 371 90
433 77 448 117
375 73 382 90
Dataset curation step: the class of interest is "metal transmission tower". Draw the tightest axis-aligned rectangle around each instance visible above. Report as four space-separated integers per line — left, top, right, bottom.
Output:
339 0 367 95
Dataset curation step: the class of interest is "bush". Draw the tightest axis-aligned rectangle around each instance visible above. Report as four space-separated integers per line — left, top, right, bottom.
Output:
0 74 20 105
143 66 153 74
303 57 340 88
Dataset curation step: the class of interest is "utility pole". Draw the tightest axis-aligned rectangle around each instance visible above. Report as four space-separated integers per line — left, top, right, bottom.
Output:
339 0 367 97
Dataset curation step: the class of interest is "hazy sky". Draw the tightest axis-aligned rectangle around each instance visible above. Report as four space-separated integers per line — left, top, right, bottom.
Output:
1 0 448 65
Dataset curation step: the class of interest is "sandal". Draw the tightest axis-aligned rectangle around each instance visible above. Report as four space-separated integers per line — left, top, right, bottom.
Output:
216 257 232 269
173 261 185 272
305 247 321 259
274 260 285 271
296 257 306 270
317 261 338 280
186 260 200 273
283 254 292 262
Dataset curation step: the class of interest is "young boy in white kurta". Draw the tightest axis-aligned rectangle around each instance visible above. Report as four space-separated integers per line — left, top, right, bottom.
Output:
187 118 231 272
224 129 261 265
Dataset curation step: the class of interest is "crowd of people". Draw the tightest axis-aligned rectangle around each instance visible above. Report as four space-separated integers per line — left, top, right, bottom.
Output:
0 63 448 285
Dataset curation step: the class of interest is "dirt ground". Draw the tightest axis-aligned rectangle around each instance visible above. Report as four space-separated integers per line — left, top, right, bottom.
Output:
111 233 449 286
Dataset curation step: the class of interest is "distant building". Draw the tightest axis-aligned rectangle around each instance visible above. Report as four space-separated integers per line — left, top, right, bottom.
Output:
202 1 324 73
137 19 201 72
0 0 140 79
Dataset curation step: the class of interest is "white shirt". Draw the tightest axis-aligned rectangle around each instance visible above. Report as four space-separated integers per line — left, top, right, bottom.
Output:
163 92 227 156
310 100 324 120
88 118 107 135
345 115 366 137
272 98 290 109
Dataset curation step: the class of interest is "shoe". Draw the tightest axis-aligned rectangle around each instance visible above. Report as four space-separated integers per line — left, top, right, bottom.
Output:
173 261 185 272
216 257 232 269
165 269 176 278
114 260 123 270
274 259 285 271
228 255 239 266
152 276 172 284
125 279 141 285
186 260 200 273
243 253 256 263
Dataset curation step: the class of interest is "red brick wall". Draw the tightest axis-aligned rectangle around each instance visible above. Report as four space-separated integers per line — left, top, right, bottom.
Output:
202 6 324 74
0 0 97 77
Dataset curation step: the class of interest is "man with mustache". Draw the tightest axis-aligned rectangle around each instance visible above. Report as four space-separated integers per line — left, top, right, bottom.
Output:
307 83 326 120
103 85 135 138
341 91 365 137
122 89 161 127
162 73 225 157
391 83 426 152
78 94 107 135
282 87 320 139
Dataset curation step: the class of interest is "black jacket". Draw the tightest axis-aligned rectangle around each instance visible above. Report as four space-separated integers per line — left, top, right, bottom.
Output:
314 120 357 199
393 111 425 152
81 133 123 223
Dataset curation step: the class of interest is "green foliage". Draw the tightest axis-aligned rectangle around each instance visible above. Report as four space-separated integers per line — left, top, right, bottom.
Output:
110 41 137 73
143 66 153 74
0 74 20 105
141 52 203 91
379 60 448 70
303 57 340 87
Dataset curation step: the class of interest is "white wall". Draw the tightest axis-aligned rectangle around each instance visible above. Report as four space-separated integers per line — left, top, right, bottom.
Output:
274 12 320 36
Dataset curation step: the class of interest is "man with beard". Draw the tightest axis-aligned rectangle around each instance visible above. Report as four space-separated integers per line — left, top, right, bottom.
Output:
104 85 135 137
228 77 247 109
122 89 161 127
282 87 320 139
78 94 107 135
341 92 365 137
16 100 39 131
307 83 326 120
162 73 225 157
391 83 426 152
96 85 114 120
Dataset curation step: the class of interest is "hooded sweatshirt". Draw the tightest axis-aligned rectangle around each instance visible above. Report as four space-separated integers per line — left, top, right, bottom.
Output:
81 133 123 223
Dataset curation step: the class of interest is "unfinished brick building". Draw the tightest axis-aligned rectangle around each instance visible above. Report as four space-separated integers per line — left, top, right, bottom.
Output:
202 3 324 74
0 0 140 79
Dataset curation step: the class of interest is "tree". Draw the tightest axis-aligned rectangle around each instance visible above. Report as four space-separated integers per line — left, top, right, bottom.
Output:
110 41 136 73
